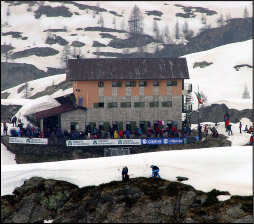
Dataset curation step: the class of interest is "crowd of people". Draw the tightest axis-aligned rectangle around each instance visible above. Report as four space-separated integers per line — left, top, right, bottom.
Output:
3 114 252 145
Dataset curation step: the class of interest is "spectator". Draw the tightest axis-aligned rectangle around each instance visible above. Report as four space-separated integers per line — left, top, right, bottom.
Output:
248 126 253 134
114 130 118 139
239 121 242 134
227 123 233 136
126 129 130 139
11 116 17 127
244 125 248 133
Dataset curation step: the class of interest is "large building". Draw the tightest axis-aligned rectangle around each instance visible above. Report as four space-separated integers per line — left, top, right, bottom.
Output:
63 58 191 132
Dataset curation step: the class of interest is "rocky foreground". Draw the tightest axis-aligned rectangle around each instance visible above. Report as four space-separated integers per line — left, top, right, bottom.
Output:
1 177 252 223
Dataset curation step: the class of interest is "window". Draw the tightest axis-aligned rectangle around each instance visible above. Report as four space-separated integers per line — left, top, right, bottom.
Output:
162 101 172 107
167 101 172 106
121 102 131 108
134 102 140 107
112 102 118 107
76 89 80 92
78 97 83 106
154 101 159 107
153 81 159 86
139 81 147 86
140 102 145 107
126 102 131 107
94 103 104 108
167 80 177 86
112 81 122 87
98 102 104 108
125 81 131 87
98 82 104 87
130 81 136 87
150 101 159 107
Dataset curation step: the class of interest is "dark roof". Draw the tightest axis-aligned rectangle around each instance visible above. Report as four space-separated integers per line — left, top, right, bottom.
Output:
35 102 75 119
35 94 76 119
68 58 189 81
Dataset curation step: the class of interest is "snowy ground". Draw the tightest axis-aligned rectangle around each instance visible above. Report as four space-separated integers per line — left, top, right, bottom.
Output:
182 39 253 111
191 117 253 146
1 143 17 165
1 146 252 197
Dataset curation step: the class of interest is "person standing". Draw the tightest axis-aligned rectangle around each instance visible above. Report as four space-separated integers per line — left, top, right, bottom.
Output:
122 166 129 181
227 123 233 136
151 165 161 178
114 130 118 139
239 121 242 134
3 123 8 135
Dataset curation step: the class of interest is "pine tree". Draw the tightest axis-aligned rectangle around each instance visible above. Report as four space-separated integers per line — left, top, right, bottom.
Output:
216 13 225 26
60 45 71 69
175 21 180 40
113 16 116 29
164 25 170 43
121 19 125 31
201 13 207 24
23 82 32 99
226 13 231 22
1 49 13 62
153 20 160 39
243 7 249 18
128 5 144 34
242 83 250 99
98 14 104 27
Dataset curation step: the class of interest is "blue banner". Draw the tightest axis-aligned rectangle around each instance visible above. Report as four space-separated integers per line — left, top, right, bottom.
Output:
141 138 183 145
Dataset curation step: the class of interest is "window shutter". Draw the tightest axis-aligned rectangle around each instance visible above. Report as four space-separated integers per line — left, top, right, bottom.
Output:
94 103 99 108
134 102 140 107
162 102 167 107
150 102 154 107
131 81 136 87
117 82 122 87
108 103 112 108
121 102 126 108
172 81 177 86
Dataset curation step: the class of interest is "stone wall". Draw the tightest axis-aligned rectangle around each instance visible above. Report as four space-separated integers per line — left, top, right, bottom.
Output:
61 94 182 131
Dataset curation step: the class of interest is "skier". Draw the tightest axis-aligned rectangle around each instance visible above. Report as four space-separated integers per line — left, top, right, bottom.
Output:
151 165 161 178
122 166 129 181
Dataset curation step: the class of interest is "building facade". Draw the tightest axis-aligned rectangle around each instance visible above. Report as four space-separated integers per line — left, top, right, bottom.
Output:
66 58 190 132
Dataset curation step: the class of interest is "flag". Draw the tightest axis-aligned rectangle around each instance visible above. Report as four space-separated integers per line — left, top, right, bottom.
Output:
195 92 205 104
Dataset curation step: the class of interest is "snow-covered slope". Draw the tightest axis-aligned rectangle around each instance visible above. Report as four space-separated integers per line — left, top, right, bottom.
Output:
1 146 252 196
1 1 252 68
182 39 252 110
1 143 17 165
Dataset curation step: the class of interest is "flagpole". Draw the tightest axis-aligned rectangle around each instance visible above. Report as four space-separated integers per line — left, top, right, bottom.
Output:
198 85 200 127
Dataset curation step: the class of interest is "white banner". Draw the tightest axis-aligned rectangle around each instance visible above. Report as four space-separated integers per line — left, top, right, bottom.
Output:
9 137 48 145
66 139 141 146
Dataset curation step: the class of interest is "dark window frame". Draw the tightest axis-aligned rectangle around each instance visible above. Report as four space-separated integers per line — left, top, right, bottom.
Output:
139 81 147 87
98 82 104 87
112 102 118 107
153 81 159 86
98 102 104 108
154 101 159 107
167 80 177 86
125 102 131 107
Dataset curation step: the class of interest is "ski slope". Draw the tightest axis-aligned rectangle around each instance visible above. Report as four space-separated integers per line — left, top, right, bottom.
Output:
1 146 252 197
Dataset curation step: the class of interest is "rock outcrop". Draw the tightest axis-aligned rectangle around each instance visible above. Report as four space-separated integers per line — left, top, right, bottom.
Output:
1 177 252 223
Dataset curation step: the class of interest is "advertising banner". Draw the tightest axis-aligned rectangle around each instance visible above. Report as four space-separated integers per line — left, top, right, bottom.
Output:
141 138 183 145
66 139 141 146
9 137 48 145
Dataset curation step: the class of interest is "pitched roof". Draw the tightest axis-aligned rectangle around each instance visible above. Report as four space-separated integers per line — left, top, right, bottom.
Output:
67 58 189 81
